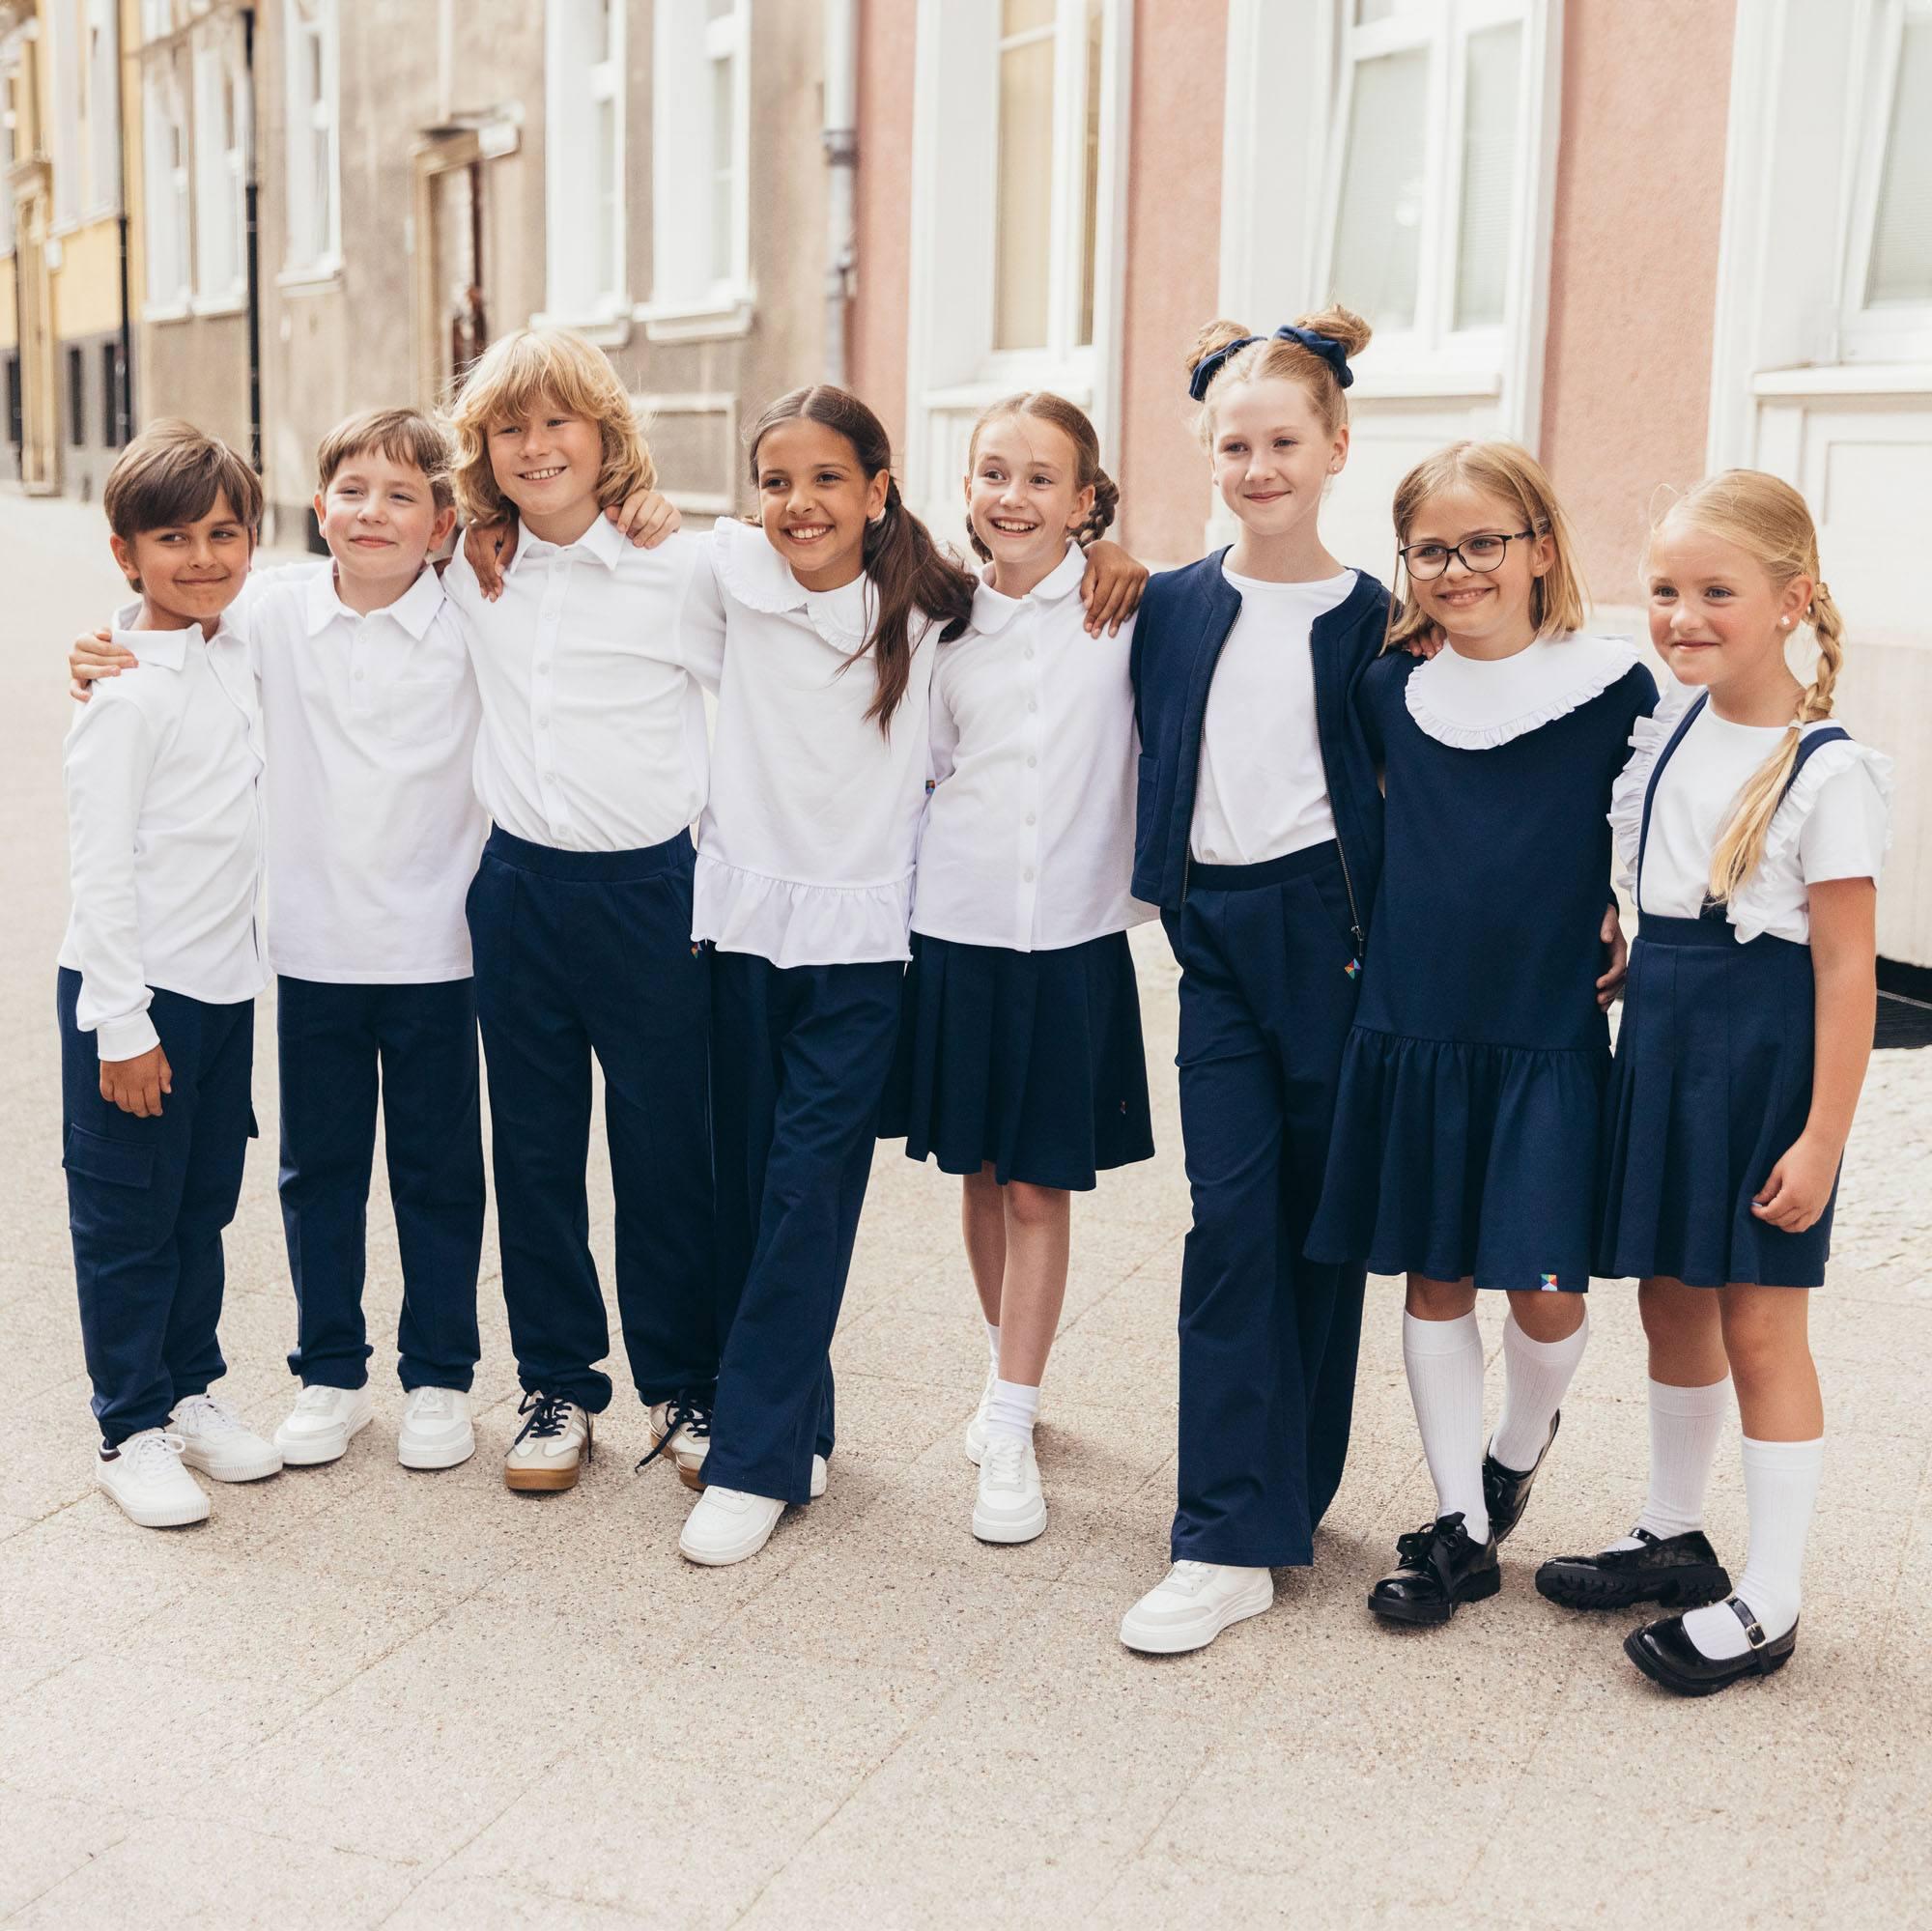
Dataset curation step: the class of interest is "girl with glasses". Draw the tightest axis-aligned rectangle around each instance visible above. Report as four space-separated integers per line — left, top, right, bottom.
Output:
1307 440 1658 1627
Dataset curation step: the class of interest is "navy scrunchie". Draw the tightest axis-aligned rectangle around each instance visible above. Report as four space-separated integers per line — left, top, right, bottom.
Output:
1187 324 1356 402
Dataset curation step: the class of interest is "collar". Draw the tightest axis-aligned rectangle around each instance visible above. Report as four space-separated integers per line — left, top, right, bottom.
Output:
304 561 447 639
971 542 1085 636
713 516 873 651
109 599 225 670
505 507 629 579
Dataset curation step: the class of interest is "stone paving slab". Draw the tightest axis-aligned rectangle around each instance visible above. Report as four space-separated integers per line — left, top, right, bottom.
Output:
3 494 1926 1926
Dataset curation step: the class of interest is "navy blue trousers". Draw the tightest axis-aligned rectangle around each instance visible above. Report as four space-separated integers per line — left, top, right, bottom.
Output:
58 969 256 1447
467 826 715 1413
276 975 485 1392
706 953 904 1504
1165 845 1367 1567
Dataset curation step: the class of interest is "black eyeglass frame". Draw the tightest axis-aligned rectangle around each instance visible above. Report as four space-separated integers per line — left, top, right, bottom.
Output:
1398 528 1538 581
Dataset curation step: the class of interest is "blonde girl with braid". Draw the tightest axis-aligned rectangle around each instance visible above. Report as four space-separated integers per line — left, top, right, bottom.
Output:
1541 470 1892 1697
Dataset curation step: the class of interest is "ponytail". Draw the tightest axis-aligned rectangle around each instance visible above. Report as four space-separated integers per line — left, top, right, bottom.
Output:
859 475 977 731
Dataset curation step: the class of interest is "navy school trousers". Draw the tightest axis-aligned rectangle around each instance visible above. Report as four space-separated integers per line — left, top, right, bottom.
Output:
705 952 905 1505
276 974 485 1393
466 825 716 1413
1164 842 1368 1567
57 968 256 1447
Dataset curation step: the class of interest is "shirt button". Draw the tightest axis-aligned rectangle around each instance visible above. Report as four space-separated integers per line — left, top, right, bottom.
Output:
1025 812 1037 826
1027 699 1037 714
1024 867 1036 882
1024 645 1035 660
353 667 365 681
1026 755 1037 768
1204 848 1217 862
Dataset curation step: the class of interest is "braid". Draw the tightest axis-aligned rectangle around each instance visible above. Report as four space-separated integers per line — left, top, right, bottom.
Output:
1799 582 1843 722
1076 469 1120 548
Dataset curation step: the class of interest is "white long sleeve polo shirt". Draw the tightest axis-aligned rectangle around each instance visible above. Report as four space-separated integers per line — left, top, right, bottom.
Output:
914 543 1153 952
59 606 267 1060
441 515 715 852
249 563 488 983
691 517 936 966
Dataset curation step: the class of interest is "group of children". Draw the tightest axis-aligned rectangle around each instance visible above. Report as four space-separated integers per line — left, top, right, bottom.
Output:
57 306 1890 1700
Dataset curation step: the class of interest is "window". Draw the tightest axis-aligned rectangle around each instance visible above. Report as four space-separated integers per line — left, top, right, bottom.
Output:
48 2 79 228
85 0 121 217
68 347 85 447
192 20 249 308
143 49 193 314
1321 0 1533 366
101 341 124 447
543 0 627 327
0 56 18 256
282 0 340 278
643 0 752 336
1842 0 1932 360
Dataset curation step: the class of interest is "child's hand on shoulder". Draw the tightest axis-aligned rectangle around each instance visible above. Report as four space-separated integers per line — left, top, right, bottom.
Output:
99 1044 172 1118
462 513 519 602
1403 623 1447 660
1079 540 1148 637
1751 1132 1840 1234
70 627 135 703
607 489 681 550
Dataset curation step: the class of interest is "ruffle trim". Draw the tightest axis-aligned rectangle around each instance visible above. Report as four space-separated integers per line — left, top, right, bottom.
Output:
1607 680 1699 890
1405 634 1645 751
710 517 872 652
692 850 913 969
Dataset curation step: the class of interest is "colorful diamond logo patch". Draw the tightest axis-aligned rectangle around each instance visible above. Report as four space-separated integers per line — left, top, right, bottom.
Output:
1540 1273 1559 1291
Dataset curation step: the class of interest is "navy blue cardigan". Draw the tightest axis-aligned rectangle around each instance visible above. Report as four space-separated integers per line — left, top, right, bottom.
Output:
1128 550 1391 937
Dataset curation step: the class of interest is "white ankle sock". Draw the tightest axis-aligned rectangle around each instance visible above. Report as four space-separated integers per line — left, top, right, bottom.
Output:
1680 1435 1822 1659
1608 1376 1731 1549
984 1320 1002 1372
982 1378 1039 1446
1489 1308 1588 1471
1403 1312 1489 1538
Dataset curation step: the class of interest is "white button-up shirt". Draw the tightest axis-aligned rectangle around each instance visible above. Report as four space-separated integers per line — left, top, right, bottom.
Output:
441 515 715 852
247 563 487 983
915 543 1153 952
691 518 935 966
59 605 267 1060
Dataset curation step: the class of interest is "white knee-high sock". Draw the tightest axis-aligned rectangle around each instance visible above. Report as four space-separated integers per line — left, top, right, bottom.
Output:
1680 1435 1822 1658
1608 1377 1730 1548
1403 1312 1489 1537
982 1378 1039 1447
1490 1308 1588 1471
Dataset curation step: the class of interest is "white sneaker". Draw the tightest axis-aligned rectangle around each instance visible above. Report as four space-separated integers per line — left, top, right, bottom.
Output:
274 1384 374 1466
97 1429 211 1528
503 1392 592 1492
1119 1561 1274 1655
678 1455 826 1567
171 1393 283 1483
642 1394 711 1490
964 1364 996 1464
973 1433 1048 1544
397 1386 474 1470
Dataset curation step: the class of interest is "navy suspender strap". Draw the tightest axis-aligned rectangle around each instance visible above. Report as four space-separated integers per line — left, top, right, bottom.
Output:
1634 692 1708 915
1785 724 1851 781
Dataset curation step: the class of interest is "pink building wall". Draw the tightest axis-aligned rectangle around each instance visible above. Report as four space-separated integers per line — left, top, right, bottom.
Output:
1540 0 1738 604
851 2 918 459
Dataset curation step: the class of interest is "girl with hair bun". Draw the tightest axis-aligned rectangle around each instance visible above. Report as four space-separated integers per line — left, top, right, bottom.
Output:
889 391 1154 1548
1542 470 1891 1697
1119 305 1395 1655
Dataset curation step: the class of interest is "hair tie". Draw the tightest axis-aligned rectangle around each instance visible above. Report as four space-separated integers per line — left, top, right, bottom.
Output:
1187 324 1357 402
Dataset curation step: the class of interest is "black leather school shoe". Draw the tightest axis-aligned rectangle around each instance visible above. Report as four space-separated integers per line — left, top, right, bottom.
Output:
1623 1598 1798 1696
1483 1409 1560 1545
1535 1527 1731 1611
1368 1512 1501 1626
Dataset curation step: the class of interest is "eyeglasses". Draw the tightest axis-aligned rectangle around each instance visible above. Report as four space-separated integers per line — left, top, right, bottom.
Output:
1399 529 1537 580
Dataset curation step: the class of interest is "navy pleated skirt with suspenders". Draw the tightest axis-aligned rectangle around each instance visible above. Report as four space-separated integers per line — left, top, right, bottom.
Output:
1597 694 1850 1290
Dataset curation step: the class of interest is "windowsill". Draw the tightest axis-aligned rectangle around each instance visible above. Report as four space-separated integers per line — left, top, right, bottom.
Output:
923 376 1095 412
531 309 633 349
634 293 755 344
1346 366 1504 402
1751 362 1932 398
190 291 249 319
143 301 195 325
276 259 344 293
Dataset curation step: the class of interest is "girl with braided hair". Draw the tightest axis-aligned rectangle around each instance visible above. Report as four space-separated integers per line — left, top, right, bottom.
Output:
888 391 1154 1547
1543 470 1892 1695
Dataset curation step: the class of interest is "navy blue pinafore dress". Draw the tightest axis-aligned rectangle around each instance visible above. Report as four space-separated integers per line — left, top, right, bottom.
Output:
1596 694 1851 1289
1307 649 1657 1291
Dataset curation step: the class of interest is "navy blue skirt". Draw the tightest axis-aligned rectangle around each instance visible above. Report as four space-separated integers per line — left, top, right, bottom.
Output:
1598 915 1833 1289
884 930 1154 1191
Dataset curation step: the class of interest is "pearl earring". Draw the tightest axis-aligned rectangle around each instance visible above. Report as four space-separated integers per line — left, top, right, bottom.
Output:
1780 616 1792 628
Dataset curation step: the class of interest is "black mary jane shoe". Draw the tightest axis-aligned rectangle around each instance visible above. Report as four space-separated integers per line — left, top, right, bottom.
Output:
1624 1597 1798 1697
1368 1512 1501 1627
1483 1409 1560 1545
1535 1527 1732 1611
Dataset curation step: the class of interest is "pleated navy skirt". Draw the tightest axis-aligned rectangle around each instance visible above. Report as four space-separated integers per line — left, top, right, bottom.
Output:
1597 914 1833 1289
884 930 1154 1191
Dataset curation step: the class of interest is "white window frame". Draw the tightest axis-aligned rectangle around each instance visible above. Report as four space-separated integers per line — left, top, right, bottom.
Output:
541 0 630 337
1 41 21 258
48 0 80 231
190 16 249 314
280 0 341 285
83 0 122 220
901 0 1132 536
142 46 193 319
638 0 753 342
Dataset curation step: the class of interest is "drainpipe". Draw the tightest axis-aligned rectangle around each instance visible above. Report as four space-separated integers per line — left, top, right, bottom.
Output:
821 0 857 386
113 7 131 440
242 5 262 476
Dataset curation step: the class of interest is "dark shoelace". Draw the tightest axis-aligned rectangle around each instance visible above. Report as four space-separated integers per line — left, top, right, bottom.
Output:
1392 1511 1468 1568
513 1391 575 1448
634 1393 711 1475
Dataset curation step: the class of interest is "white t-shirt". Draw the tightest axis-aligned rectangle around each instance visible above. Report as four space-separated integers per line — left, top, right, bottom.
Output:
1189 562 1354 866
915 543 1153 952
1615 694 1892 946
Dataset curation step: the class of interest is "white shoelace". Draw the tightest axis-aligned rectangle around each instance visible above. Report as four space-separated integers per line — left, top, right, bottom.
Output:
293 1384 347 1415
173 1394 246 1436
981 1435 1030 1491
122 1429 189 1475
1166 1561 1215 1595
408 1388 455 1422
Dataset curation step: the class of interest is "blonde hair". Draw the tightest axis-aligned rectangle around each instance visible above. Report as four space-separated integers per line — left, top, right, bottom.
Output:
1185 305 1372 442
1384 440 1589 653
1652 470 1845 902
964 391 1119 560
317 408 455 511
446 327 656 525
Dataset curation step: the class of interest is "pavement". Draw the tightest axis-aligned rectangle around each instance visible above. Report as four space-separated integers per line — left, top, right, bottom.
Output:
2 489 1927 1929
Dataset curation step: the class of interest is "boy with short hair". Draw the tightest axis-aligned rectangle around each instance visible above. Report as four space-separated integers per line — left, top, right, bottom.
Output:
61 421 282 1527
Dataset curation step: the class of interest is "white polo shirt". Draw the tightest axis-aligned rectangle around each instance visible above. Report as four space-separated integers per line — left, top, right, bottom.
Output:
691 517 937 967
247 563 487 983
915 542 1153 952
441 515 715 852
59 606 267 1060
